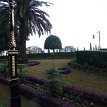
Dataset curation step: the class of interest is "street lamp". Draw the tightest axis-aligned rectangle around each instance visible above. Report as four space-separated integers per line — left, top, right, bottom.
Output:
97 30 101 49
7 0 21 107
93 30 101 50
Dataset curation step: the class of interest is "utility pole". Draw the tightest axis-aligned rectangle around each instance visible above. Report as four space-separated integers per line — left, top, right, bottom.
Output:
97 30 101 49
93 30 101 50
7 0 21 107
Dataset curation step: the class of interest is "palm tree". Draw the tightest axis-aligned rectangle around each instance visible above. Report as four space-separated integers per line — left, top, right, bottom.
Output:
0 0 52 63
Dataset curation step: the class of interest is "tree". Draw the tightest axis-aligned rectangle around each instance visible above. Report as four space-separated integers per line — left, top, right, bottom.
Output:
0 0 52 63
44 35 62 53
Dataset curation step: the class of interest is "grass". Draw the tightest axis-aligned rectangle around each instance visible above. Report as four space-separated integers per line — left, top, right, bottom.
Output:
27 59 71 78
26 59 107 95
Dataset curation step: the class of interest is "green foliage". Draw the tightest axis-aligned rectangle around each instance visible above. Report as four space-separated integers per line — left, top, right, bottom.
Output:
0 0 52 62
17 64 28 84
44 35 62 50
46 68 61 81
45 68 63 97
0 62 8 78
76 51 107 68
17 64 28 72
68 58 80 68
27 52 76 59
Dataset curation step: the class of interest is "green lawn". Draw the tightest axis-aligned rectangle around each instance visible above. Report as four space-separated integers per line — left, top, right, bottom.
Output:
27 59 107 95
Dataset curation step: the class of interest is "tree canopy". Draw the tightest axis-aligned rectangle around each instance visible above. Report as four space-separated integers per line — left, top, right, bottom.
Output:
0 0 52 63
44 35 62 50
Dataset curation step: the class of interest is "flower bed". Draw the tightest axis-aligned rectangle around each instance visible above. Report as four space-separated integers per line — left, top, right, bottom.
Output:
0 76 74 107
63 85 107 105
20 84 75 107
26 75 107 105
27 75 47 85
0 76 107 106
59 66 71 74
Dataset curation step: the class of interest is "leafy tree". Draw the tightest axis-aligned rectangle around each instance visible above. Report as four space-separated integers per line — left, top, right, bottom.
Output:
44 35 62 67
44 35 62 52
0 0 52 63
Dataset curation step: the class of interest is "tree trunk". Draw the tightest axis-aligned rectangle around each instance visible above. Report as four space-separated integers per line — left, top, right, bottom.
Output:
18 18 28 64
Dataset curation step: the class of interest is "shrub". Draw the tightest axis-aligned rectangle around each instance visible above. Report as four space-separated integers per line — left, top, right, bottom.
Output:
68 59 80 68
76 51 107 69
45 68 63 97
0 62 8 78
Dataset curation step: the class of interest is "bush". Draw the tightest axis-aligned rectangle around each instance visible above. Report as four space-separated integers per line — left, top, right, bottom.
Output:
27 52 76 59
76 51 107 69
0 62 8 77
68 59 80 68
45 68 63 97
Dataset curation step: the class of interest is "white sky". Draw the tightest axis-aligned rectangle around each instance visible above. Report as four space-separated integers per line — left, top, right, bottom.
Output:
26 0 107 50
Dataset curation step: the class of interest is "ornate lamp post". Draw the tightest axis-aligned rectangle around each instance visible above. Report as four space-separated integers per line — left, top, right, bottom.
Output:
7 0 21 107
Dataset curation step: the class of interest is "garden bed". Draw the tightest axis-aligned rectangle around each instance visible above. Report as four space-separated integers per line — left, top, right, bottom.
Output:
0 76 107 107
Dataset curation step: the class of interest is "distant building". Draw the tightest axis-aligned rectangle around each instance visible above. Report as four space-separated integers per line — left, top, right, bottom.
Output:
63 46 76 52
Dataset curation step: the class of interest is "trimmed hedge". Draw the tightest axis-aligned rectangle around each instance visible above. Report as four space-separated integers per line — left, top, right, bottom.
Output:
0 52 76 60
76 51 107 68
27 52 76 59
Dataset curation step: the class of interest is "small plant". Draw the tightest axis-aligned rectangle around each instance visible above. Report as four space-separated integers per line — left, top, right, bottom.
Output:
45 68 63 97
17 64 28 73
68 58 80 68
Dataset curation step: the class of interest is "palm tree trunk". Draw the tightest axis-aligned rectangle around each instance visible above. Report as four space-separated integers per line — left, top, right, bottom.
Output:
18 18 28 63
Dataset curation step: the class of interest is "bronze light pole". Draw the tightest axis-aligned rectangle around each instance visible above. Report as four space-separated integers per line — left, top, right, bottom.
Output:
7 0 21 107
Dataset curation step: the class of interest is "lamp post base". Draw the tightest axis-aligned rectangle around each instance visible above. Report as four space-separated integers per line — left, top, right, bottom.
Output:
8 78 21 107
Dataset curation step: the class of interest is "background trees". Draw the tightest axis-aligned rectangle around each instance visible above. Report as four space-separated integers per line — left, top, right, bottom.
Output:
0 0 52 63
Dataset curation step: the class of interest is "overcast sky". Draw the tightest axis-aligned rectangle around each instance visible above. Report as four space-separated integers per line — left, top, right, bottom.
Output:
27 0 107 50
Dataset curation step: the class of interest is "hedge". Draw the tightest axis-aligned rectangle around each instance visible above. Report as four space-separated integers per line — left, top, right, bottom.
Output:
27 52 76 59
76 51 107 68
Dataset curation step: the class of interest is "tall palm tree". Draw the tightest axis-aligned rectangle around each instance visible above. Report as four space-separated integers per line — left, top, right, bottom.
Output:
0 0 52 63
